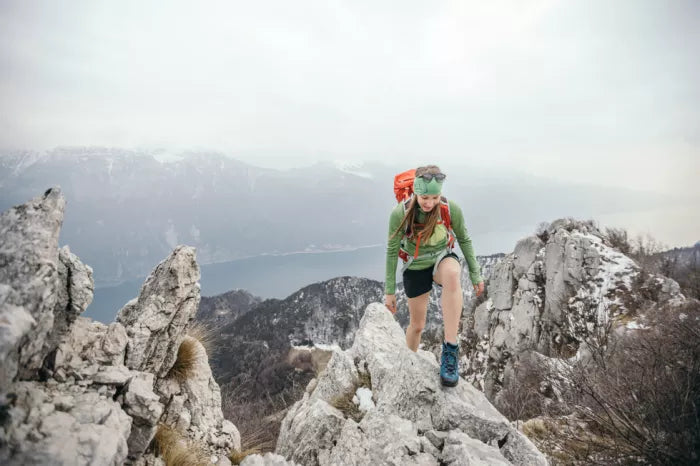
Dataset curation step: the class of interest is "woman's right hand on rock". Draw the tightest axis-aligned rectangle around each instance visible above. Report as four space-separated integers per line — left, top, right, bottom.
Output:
384 294 397 314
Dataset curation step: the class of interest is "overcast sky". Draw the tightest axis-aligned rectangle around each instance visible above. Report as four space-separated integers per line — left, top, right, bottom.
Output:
1 0 698 196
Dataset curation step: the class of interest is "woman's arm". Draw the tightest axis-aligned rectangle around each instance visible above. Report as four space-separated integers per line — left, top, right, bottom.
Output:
449 200 483 285
385 205 403 295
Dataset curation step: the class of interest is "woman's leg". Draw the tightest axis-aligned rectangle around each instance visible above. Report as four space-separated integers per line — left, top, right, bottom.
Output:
406 291 430 352
433 256 463 344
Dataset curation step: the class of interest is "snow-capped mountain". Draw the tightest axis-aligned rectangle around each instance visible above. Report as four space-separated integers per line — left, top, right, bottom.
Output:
0 148 386 286
0 147 673 290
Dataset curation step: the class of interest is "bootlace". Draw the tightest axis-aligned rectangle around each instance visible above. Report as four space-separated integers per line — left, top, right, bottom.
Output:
442 350 457 373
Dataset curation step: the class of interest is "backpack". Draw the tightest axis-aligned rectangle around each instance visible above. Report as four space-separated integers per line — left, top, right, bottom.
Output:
392 169 456 263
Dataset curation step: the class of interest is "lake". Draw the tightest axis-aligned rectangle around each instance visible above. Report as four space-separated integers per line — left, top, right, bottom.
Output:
82 203 698 324
85 245 388 323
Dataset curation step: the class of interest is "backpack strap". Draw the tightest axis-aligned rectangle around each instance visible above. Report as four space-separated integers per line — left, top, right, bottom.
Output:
398 196 456 266
439 197 456 250
399 196 415 262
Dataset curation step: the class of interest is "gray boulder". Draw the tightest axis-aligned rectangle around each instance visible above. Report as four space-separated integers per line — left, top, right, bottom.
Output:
0 381 132 466
240 452 300 466
157 336 241 454
463 218 685 398
1 190 239 465
276 303 547 466
117 245 200 378
0 187 95 390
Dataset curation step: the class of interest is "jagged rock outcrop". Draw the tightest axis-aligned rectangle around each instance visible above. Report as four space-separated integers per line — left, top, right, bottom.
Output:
463 218 685 398
0 188 93 391
2 380 132 465
275 303 547 466
0 189 240 465
240 452 299 466
117 245 200 378
156 335 240 455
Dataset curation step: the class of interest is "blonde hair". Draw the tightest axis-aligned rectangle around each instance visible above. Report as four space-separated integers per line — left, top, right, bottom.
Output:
390 165 443 243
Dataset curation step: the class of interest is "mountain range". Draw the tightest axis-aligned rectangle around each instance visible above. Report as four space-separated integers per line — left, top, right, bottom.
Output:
0 147 675 290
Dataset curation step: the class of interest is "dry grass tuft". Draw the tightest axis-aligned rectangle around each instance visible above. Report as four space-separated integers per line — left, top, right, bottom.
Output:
168 336 203 382
186 322 215 359
154 424 209 466
229 447 262 465
330 369 372 423
229 421 280 464
358 369 372 390
330 392 363 422
240 422 278 453
521 418 551 439
521 416 624 465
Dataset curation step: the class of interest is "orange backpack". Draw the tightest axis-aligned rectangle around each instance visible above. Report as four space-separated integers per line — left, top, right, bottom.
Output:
393 169 456 263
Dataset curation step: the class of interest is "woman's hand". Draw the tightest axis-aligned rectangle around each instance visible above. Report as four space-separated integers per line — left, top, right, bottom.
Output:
473 281 485 297
384 294 397 314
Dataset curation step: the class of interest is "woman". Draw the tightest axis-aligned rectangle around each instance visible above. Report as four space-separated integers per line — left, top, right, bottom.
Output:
384 165 485 387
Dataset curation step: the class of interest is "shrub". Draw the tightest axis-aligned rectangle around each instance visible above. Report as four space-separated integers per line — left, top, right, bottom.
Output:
604 227 632 255
494 351 570 423
563 301 700 465
506 301 699 464
221 361 311 456
535 222 550 243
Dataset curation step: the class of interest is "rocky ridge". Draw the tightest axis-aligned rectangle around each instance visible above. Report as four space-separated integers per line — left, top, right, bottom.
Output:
0 188 239 465
462 218 685 399
274 303 547 465
0 188 550 466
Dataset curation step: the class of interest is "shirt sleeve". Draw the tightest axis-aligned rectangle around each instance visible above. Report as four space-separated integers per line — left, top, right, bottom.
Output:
384 204 403 295
449 200 483 285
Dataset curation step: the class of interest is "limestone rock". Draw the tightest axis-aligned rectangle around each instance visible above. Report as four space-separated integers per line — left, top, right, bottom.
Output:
157 337 241 453
276 303 546 466
441 430 510 465
489 258 515 310
0 381 131 466
462 218 686 398
54 317 129 379
0 187 93 389
1 191 243 465
117 245 200 378
240 452 300 466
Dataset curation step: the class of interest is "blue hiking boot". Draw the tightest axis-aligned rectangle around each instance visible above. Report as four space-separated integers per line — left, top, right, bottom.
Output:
440 341 459 387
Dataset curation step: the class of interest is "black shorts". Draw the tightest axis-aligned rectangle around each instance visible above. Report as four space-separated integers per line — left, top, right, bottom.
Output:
402 253 460 298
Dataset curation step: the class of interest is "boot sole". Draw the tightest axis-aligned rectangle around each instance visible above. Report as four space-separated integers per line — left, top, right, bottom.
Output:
441 377 458 387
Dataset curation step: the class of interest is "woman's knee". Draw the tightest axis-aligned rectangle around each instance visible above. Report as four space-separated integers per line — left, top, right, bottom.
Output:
443 270 461 290
407 321 425 335
437 263 461 290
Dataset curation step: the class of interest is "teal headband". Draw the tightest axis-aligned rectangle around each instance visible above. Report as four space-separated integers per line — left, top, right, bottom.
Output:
413 176 443 195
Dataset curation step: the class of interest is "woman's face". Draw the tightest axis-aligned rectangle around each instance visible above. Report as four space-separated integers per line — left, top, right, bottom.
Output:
417 194 440 212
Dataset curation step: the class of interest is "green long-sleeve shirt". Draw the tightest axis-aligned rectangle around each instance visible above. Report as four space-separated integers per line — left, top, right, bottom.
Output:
384 199 482 294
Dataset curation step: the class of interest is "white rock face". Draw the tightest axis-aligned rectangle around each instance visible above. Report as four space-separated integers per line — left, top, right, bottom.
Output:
157 336 241 454
0 188 93 391
240 452 300 466
1 381 132 466
463 218 685 397
0 190 240 465
117 245 200 378
275 303 547 466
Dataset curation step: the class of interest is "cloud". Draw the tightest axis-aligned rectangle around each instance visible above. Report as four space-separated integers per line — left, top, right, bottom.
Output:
0 0 697 196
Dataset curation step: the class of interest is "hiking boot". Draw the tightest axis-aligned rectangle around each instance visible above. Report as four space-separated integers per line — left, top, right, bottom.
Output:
440 341 459 387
